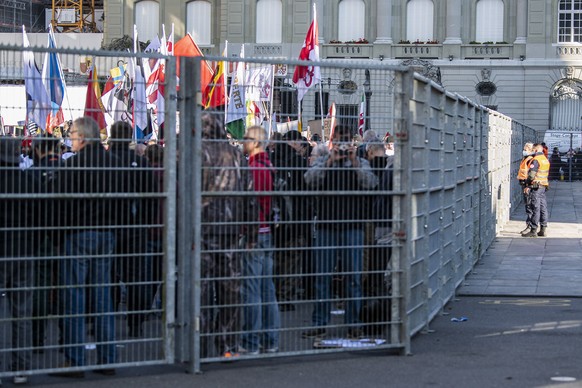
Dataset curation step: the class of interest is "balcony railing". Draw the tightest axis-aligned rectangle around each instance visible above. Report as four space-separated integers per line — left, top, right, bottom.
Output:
320 44 373 59
461 44 512 59
556 44 582 58
392 44 442 59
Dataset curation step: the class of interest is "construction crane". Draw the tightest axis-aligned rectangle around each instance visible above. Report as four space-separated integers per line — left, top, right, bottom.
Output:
51 0 99 32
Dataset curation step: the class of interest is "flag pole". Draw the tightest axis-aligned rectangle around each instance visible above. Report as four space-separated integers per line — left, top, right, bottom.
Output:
223 40 228 125
268 64 275 138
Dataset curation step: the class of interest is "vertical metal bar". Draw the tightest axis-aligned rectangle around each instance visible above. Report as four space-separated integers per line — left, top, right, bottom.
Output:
392 69 413 355
178 56 194 365
164 55 178 364
191 57 203 375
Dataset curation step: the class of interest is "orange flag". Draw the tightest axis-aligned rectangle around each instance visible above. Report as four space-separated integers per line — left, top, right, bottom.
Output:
174 33 214 94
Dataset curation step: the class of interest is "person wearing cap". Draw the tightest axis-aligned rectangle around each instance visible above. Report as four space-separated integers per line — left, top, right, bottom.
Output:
0 136 37 384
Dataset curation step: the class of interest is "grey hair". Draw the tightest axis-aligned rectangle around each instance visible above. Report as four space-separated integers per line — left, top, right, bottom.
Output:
365 142 385 155
73 116 101 144
362 129 378 143
311 143 329 158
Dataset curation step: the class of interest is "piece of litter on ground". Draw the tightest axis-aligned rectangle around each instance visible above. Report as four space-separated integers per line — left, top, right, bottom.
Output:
451 316 468 322
314 338 386 348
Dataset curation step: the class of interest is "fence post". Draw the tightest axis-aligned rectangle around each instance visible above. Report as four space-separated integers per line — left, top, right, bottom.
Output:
164 55 178 364
176 56 195 366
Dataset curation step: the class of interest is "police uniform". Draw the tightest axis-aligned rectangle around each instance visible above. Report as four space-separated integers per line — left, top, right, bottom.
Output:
522 152 550 237
517 153 535 234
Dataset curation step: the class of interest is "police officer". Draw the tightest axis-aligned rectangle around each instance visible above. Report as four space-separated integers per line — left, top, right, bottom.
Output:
522 143 550 237
517 142 535 234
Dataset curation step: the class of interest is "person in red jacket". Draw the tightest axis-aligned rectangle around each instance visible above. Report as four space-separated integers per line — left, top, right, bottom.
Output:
240 125 280 355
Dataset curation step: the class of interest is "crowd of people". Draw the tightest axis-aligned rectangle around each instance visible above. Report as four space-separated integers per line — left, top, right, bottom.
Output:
0 114 396 380
1 117 163 381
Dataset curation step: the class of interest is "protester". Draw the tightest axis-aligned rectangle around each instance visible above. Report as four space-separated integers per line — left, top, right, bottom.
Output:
108 121 159 338
0 137 36 385
548 147 562 181
270 129 312 311
240 125 280 355
303 124 378 339
30 135 62 353
50 117 120 377
199 113 254 358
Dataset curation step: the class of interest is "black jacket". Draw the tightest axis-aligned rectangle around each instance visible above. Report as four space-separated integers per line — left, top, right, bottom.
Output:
54 143 125 233
0 161 39 258
108 145 159 238
271 143 312 235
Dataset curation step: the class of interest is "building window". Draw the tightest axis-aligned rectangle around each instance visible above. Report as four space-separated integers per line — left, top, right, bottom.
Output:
338 0 365 42
187 1 212 45
406 0 434 42
558 0 582 43
135 1 159 42
476 0 504 42
256 0 282 43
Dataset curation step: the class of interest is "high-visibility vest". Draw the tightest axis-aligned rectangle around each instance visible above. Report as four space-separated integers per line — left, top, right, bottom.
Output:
531 154 550 186
517 155 533 180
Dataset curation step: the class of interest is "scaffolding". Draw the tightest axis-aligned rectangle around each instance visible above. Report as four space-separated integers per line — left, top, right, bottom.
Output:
51 0 98 32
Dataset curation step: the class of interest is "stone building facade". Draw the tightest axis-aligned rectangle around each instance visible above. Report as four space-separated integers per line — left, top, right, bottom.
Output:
67 1 582 132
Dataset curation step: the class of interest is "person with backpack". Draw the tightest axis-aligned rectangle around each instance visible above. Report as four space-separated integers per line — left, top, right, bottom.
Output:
270 130 312 311
302 125 378 340
239 125 280 355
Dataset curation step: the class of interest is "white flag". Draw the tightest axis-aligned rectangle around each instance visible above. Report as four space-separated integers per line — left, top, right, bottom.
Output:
226 46 247 124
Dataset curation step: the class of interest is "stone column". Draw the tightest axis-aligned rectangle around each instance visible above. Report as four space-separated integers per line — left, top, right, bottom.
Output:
374 0 393 44
443 0 462 44
316 0 325 43
514 0 527 44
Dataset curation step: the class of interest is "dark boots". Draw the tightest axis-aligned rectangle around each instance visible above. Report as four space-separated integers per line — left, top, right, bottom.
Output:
537 226 547 237
521 227 538 237
520 225 530 234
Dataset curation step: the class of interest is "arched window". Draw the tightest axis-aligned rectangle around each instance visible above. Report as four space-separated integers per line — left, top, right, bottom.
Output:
135 0 159 42
187 1 212 45
550 78 582 130
558 0 582 43
406 0 434 42
476 0 504 42
256 0 282 43
338 0 365 42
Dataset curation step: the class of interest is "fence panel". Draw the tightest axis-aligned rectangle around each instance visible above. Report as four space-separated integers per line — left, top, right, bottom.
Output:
0 45 177 380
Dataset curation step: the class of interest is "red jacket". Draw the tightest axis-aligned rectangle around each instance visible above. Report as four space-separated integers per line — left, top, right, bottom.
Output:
248 151 273 233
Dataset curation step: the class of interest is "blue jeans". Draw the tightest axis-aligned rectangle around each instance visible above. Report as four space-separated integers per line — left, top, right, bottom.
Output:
530 187 548 228
61 231 116 366
242 233 280 352
312 228 363 327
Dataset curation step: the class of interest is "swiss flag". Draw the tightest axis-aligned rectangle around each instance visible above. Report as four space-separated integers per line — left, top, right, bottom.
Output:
293 6 321 103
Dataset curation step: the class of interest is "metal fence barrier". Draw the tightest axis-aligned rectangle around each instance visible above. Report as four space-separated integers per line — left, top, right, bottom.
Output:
0 44 537 379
